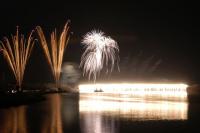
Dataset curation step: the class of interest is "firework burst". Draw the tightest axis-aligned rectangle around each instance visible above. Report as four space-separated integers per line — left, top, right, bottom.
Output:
36 21 70 88
80 30 119 81
0 28 35 91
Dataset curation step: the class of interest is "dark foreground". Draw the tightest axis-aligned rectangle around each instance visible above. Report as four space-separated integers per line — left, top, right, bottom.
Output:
0 93 200 133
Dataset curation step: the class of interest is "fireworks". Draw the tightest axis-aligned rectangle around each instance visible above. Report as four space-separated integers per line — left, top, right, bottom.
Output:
36 21 71 88
0 28 35 91
80 30 119 81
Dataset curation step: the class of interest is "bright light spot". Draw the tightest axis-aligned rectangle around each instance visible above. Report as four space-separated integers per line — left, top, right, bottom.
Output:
79 94 188 120
79 83 188 132
79 83 188 98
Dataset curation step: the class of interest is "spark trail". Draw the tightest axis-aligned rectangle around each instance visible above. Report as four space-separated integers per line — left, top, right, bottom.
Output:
0 28 35 91
36 21 70 88
80 30 119 81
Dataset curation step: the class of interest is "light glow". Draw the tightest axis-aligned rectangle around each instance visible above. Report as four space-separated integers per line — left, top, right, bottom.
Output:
79 94 188 120
79 83 188 98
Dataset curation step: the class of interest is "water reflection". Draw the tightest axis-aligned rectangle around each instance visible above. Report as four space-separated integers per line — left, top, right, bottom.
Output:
0 92 189 133
79 94 188 133
80 111 119 133
0 106 27 133
41 94 62 133
0 94 79 133
79 94 188 120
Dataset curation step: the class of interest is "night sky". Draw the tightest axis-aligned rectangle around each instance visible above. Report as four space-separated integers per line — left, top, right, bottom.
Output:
0 0 199 84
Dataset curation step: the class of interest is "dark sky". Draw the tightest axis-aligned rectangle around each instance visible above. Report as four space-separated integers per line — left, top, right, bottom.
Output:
0 0 199 84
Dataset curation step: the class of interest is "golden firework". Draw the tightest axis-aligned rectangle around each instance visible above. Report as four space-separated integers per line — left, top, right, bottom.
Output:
36 21 70 88
0 27 35 91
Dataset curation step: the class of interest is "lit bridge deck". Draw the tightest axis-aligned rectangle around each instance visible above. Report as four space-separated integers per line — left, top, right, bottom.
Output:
79 83 188 97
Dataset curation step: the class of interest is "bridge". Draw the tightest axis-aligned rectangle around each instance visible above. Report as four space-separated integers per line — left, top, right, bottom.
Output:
79 83 188 97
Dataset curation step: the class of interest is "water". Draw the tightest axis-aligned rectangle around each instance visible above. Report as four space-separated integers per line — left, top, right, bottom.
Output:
0 93 199 133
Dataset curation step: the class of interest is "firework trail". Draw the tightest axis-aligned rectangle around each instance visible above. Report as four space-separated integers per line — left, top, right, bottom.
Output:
0 28 35 91
36 21 70 88
80 30 119 81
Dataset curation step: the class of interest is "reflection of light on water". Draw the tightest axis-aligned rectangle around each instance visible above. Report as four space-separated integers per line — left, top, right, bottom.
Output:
79 94 188 120
0 106 27 133
79 94 188 133
79 83 188 98
79 84 188 133
42 94 62 133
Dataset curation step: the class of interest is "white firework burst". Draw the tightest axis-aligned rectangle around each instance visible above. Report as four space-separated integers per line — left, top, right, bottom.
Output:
80 30 119 81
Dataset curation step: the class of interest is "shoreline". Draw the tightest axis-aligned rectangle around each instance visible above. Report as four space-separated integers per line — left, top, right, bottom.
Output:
0 84 200 107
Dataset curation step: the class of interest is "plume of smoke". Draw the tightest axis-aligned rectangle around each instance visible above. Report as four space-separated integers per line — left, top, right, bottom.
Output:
61 62 80 85
0 28 35 91
80 30 119 81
